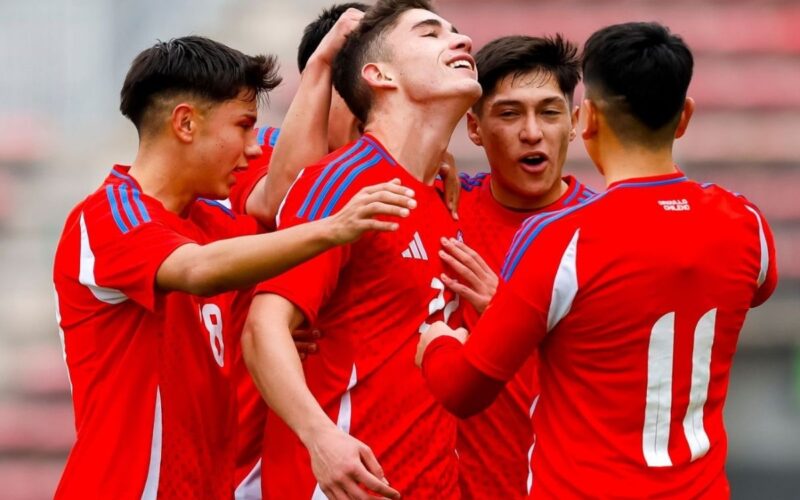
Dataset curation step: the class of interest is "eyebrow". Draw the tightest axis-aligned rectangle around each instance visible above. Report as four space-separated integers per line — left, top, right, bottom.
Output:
411 18 458 33
490 96 568 109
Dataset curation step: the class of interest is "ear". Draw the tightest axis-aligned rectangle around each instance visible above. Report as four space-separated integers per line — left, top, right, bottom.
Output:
362 62 398 91
569 104 579 142
466 111 482 146
580 99 598 141
674 97 695 139
171 103 196 143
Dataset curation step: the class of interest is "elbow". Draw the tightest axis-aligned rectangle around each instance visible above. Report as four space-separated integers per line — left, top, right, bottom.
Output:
181 264 226 297
439 392 490 419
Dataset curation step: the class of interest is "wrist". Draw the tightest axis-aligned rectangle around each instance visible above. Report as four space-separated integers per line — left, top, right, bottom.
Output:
297 416 338 447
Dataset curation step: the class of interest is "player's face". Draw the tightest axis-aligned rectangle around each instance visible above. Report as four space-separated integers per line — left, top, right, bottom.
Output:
194 92 260 199
327 88 361 151
469 71 577 210
381 9 481 105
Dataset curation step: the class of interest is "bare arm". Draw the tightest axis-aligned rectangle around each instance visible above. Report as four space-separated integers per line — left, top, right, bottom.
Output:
246 9 364 225
242 294 400 500
157 180 415 296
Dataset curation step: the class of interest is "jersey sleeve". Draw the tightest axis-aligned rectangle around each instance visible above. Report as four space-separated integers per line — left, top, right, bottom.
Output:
743 200 778 307
229 138 275 214
254 165 358 326
463 219 581 381
81 195 193 311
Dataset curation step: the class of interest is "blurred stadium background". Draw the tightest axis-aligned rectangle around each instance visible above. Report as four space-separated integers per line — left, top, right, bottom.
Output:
0 0 797 498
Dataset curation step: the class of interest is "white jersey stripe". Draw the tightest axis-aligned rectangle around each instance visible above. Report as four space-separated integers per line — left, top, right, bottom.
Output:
547 229 580 332
683 308 716 461
643 313 675 467
526 395 540 495
312 364 358 499
409 239 422 260
141 388 162 500
744 205 769 286
78 213 128 304
413 231 428 260
235 459 262 500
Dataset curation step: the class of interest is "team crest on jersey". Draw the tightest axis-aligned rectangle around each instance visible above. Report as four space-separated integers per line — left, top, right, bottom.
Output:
456 230 464 242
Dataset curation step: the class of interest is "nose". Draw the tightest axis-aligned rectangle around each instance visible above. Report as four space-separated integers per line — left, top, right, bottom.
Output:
450 32 473 54
244 130 262 159
520 113 543 144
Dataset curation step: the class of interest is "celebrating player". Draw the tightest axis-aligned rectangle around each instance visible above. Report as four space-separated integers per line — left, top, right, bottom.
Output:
417 22 777 498
440 35 593 499
240 0 481 498
53 35 415 499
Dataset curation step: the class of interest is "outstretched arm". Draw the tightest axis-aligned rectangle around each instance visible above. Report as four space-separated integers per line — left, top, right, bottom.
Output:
246 8 364 225
157 180 415 296
242 294 399 500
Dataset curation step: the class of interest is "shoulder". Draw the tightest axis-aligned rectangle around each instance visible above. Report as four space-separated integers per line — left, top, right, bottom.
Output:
502 194 604 280
80 177 162 237
284 136 398 222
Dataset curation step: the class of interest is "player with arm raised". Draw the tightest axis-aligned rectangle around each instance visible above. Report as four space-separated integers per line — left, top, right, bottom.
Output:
241 1 482 498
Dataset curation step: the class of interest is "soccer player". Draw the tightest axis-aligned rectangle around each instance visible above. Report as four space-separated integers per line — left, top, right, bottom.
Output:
240 0 481 498
438 35 594 499
229 6 368 497
53 36 415 499
417 22 778 498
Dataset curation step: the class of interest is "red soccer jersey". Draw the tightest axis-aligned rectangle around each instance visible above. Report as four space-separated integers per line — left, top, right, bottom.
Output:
53 165 259 499
257 134 462 499
228 125 279 499
455 172 594 499
229 125 279 215
460 171 777 498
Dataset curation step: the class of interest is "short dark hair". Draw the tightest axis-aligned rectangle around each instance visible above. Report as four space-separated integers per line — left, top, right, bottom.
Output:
472 34 580 114
297 2 369 72
333 0 434 124
582 22 693 147
120 35 281 134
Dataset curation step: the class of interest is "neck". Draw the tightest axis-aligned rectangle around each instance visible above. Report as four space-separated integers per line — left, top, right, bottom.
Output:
490 178 568 211
595 138 679 186
128 140 195 214
364 98 467 184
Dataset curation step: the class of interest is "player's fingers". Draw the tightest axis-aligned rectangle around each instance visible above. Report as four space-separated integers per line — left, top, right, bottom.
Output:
364 190 417 210
441 238 483 275
322 484 348 500
362 201 411 219
294 341 318 355
438 247 481 286
441 273 481 305
359 179 413 198
451 238 493 275
355 451 400 499
291 328 321 342
362 220 400 233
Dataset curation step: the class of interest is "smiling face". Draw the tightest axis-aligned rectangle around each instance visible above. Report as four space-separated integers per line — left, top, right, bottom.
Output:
379 8 482 107
192 91 261 199
469 70 577 210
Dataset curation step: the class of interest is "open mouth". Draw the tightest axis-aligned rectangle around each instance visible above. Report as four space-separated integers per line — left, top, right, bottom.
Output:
519 154 548 167
446 55 475 72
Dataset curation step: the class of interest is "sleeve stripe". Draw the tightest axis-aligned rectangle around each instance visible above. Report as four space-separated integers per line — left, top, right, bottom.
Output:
744 205 769 287
306 144 374 220
257 126 271 146
319 153 382 219
298 139 366 218
118 184 141 228
561 181 580 206
363 135 397 166
502 193 606 280
105 185 130 234
268 127 280 147
131 188 151 222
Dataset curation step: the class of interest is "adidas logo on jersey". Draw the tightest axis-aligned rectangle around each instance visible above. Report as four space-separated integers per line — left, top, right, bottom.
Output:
401 231 428 261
